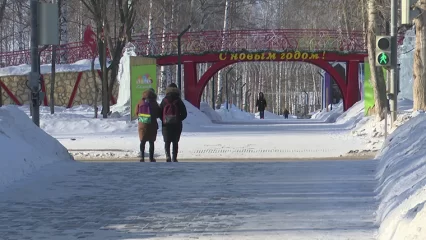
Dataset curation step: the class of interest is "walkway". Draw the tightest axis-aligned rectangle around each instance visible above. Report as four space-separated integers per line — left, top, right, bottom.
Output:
0 159 378 240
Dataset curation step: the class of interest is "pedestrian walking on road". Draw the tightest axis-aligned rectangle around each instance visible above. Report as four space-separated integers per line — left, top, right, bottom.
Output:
159 83 188 162
135 89 160 162
283 108 290 119
256 92 267 119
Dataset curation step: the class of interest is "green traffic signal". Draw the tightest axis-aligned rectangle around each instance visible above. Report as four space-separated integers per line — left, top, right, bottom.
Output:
378 52 390 65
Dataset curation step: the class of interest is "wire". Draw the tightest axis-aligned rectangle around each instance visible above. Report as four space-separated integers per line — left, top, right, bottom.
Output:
401 48 415 55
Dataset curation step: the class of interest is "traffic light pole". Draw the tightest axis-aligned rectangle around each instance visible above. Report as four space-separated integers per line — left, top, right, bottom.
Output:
390 0 398 125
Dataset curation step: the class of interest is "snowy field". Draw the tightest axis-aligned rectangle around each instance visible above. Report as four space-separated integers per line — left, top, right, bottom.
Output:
1 28 425 239
12 100 371 161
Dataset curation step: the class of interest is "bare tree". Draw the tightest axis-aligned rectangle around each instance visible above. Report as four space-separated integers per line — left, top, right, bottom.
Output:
81 0 138 118
413 0 426 110
366 0 387 119
0 0 7 25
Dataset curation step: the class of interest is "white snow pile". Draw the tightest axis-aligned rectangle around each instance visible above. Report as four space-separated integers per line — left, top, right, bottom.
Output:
399 28 416 101
351 98 414 152
110 43 137 116
310 101 344 122
335 100 365 125
0 58 103 77
0 106 73 189
18 99 213 136
254 110 293 119
375 111 426 240
215 104 255 121
182 100 214 128
200 102 222 122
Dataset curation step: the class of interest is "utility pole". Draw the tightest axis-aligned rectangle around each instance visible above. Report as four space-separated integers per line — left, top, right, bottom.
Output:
390 0 398 125
177 25 191 90
29 0 40 126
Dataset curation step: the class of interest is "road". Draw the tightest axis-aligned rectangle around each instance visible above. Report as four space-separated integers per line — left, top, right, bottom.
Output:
0 159 378 240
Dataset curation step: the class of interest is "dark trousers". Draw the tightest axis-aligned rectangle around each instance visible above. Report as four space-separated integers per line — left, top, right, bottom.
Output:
140 141 155 161
165 141 178 162
260 111 265 119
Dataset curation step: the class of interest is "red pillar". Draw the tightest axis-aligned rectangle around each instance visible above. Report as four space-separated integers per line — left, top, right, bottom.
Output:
346 60 360 110
183 62 199 107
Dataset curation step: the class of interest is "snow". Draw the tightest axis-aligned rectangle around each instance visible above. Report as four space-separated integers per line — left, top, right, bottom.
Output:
310 101 344 122
0 25 425 240
28 98 368 160
351 98 414 152
399 28 416 101
215 104 255 121
0 58 102 77
0 106 73 190
375 112 426 240
110 43 136 115
200 102 222 122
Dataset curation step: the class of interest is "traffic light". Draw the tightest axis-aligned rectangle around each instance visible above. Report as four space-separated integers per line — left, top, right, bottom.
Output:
376 36 391 67
401 0 418 25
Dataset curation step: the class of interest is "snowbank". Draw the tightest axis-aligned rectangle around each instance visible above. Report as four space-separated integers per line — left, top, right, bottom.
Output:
200 102 222 122
311 102 344 122
351 99 414 151
254 110 295 119
0 58 102 77
17 98 213 136
0 106 73 189
335 100 364 125
375 112 426 240
215 104 255 121
182 100 213 128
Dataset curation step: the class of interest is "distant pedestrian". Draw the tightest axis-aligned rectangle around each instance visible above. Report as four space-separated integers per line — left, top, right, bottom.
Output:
135 89 160 162
159 83 188 162
284 108 290 119
256 92 267 119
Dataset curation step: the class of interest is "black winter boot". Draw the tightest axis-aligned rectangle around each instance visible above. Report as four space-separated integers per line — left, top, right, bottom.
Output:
172 142 178 162
139 141 145 162
165 142 172 162
149 141 156 162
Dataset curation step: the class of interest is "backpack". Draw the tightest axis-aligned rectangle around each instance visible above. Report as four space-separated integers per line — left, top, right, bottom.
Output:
137 100 151 124
162 98 180 124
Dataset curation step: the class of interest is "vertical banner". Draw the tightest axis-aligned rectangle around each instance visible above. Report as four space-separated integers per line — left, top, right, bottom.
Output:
130 57 157 120
363 58 387 116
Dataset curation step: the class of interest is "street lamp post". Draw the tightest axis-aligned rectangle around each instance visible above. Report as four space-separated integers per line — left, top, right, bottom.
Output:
225 67 234 110
177 25 191 90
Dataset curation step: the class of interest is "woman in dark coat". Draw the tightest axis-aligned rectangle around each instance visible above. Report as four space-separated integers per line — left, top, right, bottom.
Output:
159 83 187 162
256 92 267 119
135 89 160 162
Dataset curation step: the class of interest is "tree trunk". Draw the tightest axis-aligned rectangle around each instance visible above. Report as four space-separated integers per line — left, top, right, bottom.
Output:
50 45 56 114
215 0 230 109
413 0 426 110
367 0 387 119
147 0 153 55
92 56 99 118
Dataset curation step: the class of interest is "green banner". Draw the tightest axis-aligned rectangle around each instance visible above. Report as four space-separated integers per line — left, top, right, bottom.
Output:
130 64 157 120
363 62 387 115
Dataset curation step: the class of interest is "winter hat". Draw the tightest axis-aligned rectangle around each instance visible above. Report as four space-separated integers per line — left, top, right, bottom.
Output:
168 83 178 88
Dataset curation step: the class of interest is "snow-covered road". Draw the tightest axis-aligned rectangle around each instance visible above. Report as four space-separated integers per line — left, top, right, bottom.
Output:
0 159 378 240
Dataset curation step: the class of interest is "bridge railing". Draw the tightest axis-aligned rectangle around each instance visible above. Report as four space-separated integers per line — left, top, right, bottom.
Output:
133 29 367 56
0 29 373 67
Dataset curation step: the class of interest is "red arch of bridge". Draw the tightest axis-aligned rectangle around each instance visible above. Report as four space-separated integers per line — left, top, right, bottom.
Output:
157 52 367 111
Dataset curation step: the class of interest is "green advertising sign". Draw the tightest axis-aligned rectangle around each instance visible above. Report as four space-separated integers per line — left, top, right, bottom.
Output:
363 61 387 115
130 63 157 120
